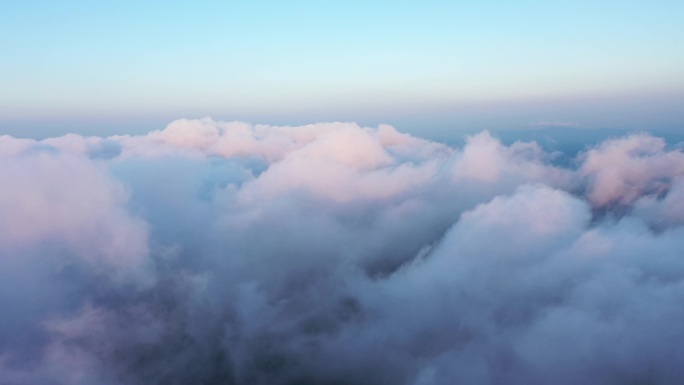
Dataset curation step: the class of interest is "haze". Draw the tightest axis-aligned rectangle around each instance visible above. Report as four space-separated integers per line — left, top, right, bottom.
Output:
1 1 683 138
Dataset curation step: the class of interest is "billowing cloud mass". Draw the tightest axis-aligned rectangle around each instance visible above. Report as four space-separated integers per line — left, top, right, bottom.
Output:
1 119 684 385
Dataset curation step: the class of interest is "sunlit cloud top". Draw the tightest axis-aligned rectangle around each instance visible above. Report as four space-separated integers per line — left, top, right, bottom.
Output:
3 120 684 383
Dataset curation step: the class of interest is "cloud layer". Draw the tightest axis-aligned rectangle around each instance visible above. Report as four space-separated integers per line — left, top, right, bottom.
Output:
1 119 684 384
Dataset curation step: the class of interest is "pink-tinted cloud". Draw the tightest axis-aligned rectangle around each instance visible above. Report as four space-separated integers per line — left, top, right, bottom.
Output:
2 120 684 384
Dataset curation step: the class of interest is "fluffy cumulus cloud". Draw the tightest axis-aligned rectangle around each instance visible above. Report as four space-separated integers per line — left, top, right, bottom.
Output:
1 119 684 384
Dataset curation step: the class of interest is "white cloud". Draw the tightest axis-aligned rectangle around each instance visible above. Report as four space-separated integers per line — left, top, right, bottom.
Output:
1 120 683 384
0 144 148 271
579 133 684 207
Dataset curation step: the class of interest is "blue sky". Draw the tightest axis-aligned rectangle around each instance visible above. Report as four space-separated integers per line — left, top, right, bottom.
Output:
1 1 683 137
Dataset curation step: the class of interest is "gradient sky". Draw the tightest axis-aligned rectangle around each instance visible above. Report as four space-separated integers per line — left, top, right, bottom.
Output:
1 0 683 137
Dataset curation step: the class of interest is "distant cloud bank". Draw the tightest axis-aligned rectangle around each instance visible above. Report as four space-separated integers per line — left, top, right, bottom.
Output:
2 118 684 384
530 121 580 128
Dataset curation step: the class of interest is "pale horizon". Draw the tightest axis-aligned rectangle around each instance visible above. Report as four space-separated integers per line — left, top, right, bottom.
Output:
2 1 683 138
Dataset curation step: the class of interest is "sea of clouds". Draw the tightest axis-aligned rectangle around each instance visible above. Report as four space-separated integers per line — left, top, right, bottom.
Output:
1 118 684 384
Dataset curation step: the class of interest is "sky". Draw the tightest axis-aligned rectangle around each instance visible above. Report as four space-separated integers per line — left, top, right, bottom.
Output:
1 1 683 137
3 3 684 381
